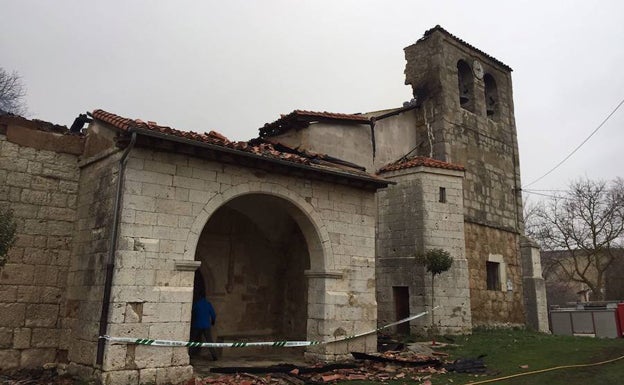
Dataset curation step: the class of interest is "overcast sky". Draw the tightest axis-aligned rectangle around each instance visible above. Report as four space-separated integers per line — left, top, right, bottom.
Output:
2 0 623 198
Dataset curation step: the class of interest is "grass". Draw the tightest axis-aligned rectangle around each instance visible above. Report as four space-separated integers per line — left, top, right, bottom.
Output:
340 328 624 385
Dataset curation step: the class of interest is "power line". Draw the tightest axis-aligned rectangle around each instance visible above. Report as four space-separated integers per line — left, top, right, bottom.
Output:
522 189 572 200
522 96 624 189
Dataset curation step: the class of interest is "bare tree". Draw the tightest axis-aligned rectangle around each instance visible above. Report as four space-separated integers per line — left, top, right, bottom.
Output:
0 67 27 115
530 178 624 300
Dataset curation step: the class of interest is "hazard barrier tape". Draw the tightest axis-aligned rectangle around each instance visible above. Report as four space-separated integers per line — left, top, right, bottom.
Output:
101 307 438 348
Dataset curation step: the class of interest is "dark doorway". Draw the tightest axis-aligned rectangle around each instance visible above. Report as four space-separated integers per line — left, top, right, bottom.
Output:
393 286 410 335
193 194 311 360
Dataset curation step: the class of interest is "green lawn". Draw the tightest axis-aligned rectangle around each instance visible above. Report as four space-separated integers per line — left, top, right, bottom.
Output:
341 328 624 385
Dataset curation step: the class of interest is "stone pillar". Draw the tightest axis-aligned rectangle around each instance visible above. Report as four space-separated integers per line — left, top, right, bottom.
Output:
520 237 549 332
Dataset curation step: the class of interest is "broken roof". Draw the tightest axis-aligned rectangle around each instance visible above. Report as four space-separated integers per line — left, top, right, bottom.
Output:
378 156 465 174
418 25 512 71
259 109 370 138
91 109 390 188
0 112 72 135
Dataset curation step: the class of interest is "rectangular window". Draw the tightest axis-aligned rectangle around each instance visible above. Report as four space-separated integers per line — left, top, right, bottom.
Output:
393 286 410 334
439 187 447 203
486 261 500 291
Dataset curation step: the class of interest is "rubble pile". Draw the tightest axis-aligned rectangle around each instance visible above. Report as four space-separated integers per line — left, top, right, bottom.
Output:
189 351 447 385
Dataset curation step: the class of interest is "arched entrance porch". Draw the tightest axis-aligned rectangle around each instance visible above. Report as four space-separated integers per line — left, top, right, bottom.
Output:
184 183 335 363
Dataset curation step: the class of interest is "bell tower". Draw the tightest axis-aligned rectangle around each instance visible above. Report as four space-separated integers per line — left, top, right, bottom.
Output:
403 26 533 327
404 25 522 234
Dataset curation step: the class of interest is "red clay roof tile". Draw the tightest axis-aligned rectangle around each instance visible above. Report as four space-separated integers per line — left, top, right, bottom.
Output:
259 109 370 138
378 156 465 174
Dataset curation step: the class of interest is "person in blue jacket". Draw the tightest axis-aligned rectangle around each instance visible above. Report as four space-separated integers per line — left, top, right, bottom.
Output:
190 293 218 360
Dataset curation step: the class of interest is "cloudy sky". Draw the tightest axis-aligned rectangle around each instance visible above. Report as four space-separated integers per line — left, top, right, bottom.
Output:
2 0 623 198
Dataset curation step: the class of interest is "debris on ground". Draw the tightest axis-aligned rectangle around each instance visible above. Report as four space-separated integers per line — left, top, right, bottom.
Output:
377 335 405 352
444 355 487 374
0 347 485 384
0 367 82 385
193 350 447 384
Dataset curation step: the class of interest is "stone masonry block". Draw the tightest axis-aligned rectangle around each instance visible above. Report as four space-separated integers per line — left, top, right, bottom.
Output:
30 328 60 348
173 175 206 190
156 365 193 385
111 286 160 303
144 160 177 175
171 347 189 366
103 344 128 371
134 211 158 225
107 323 149 339
0 285 17 302
125 168 172 186
141 183 176 199
148 322 188 341
133 345 172 368
20 348 56 367
25 304 58 327
158 286 192 303
123 194 156 212
0 327 13 348
142 302 182 323
101 369 139 385
155 198 192 216
0 303 26 327
0 350 20 370
139 368 158 384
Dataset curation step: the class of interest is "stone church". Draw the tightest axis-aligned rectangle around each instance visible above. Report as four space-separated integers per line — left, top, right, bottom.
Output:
0 26 547 384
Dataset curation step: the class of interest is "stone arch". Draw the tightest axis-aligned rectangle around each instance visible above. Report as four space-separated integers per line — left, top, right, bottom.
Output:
457 59 475 112
184 181 333 272
484 73 499 119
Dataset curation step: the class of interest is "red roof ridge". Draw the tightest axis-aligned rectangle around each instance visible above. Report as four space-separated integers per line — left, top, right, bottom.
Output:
378 155 465 174
292 109 369 121
419 25 512 71
260 109 369 138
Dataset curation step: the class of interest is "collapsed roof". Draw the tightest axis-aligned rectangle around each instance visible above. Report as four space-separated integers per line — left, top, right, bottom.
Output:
91 109 391 189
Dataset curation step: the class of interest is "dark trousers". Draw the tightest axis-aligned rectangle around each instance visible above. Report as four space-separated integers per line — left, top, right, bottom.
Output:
190 327 218 360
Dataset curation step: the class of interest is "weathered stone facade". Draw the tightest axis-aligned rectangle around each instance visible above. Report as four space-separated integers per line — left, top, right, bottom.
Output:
0 116 83 369
70 114 383 383
376 166 471 334
0 26 549 384
263 26 547 330
0 111 386 383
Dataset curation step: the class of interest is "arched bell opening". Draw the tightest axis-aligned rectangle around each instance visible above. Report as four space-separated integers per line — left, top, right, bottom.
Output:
484 73 499 119
457 60 475 112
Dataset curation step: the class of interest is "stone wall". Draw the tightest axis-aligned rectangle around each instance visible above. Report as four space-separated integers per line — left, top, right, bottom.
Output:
0 123 82 369
269 122 374 171
464 223 524 325
84 129 378 382
376 167 471 334
520 238 549 332
404 29 523 233
64 150 120 378
403 30 528 326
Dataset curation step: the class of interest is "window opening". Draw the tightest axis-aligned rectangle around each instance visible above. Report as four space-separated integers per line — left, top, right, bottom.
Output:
439 187 447 203
486 261 501 291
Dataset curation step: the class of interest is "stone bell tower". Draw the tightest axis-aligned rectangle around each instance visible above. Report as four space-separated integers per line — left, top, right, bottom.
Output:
401 26 546 329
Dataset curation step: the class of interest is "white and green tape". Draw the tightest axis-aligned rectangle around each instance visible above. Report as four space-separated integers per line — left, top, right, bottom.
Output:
102 307 437 348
